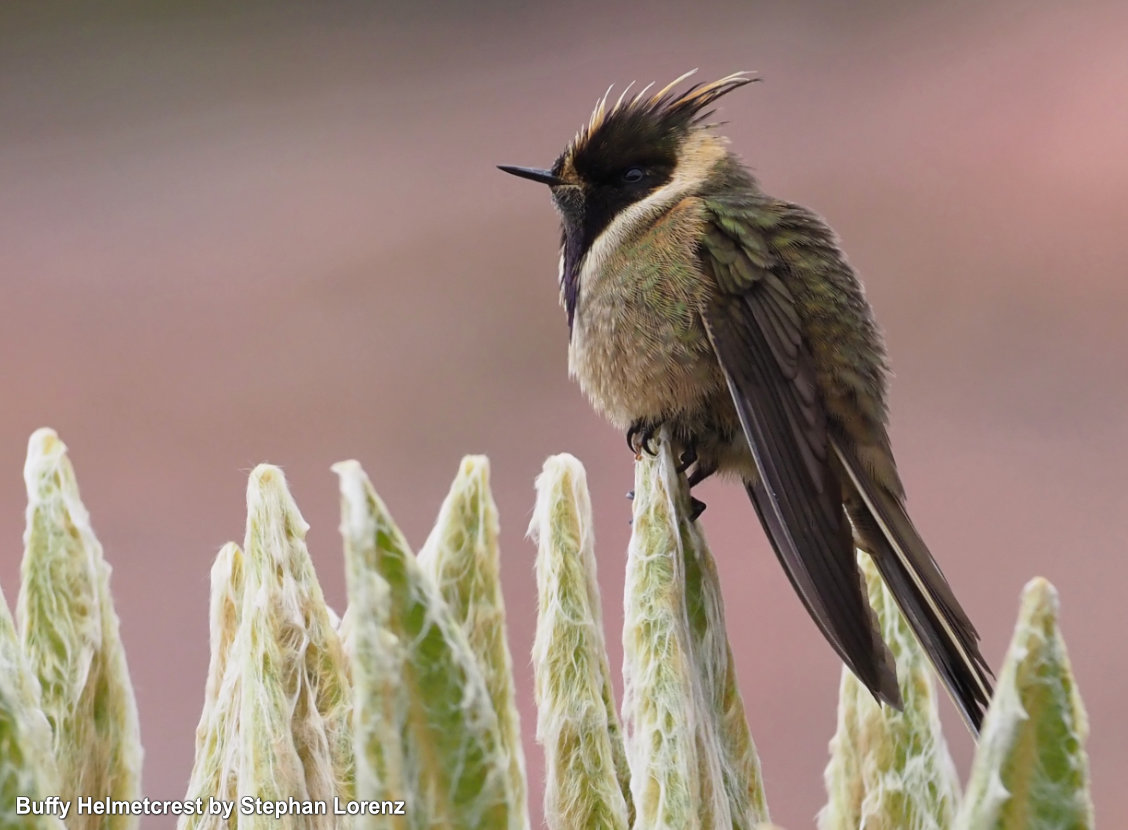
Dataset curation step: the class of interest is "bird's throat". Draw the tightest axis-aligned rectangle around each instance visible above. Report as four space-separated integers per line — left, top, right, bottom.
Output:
561 226 585 335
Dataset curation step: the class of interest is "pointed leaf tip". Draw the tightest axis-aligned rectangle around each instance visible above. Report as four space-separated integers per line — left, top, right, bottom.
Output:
531 453 631 830
956 576 1092 830
820 552 959 830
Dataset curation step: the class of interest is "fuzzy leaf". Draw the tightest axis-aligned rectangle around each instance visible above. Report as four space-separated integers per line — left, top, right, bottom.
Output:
418 456 530 830
819 552 960 830
16 428 142 830
336 459 513 829
249 466 353 826
621 439 768 829
956 578 1092 830
528 455 632 830
0 579 65 830
179 542 246 830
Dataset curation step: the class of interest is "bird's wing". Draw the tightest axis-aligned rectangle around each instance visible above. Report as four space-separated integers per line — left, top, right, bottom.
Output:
697 200 901 707
832 437 994 731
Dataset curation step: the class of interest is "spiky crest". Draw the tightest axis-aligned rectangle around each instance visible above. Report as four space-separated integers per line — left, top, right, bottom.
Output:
559 70 757 176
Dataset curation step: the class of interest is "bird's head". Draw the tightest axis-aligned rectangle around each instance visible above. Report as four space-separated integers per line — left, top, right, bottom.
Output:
501 70 755 224
499 71 757 327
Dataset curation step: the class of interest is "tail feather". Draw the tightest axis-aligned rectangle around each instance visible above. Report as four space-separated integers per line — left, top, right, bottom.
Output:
742 478 902 709
832 439 994 734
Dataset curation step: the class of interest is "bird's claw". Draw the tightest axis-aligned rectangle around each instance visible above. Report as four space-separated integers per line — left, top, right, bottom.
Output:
626 420 661 458
688 497 707 522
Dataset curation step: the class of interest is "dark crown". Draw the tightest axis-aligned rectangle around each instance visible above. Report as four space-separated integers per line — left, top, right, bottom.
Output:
558 71 757 181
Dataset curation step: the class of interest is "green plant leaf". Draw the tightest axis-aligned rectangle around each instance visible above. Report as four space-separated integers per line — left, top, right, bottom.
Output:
622 440 768 829
419 456 529 830
956 578 1092 830
819 552 960 830
16 428 141 830
529 454 633 830
336 459 513 829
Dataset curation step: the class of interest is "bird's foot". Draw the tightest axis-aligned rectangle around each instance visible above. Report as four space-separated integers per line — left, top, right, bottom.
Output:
685 459 717 489
684 455 716 521
626 419 662 459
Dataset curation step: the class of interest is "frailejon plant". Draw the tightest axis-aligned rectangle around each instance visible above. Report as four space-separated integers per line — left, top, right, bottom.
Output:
0 428 1094 828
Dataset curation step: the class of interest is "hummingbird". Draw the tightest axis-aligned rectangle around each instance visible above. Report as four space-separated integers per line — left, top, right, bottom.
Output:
499 71 993 732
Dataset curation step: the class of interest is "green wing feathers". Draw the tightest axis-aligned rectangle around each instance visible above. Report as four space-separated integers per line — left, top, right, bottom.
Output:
699 200 901 709
698 197 992 731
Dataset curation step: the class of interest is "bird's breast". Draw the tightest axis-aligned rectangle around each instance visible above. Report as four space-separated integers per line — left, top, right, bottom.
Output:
566 203 724 428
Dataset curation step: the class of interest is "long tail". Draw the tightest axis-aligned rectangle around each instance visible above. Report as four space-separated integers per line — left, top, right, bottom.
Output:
832 440 994 734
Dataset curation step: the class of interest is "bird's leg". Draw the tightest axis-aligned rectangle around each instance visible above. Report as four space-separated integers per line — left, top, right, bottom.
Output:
686 459 716 489
626 418 662 458
684 456 717 521
678 444 707 520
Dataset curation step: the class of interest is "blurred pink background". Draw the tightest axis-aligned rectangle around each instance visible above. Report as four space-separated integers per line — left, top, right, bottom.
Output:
2 2 1126 826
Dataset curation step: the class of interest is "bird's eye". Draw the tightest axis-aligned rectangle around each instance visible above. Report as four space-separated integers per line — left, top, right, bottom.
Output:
622 167 645 183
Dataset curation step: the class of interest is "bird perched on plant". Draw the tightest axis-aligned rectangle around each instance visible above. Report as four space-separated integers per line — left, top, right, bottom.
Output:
498 71 993 733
